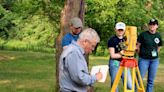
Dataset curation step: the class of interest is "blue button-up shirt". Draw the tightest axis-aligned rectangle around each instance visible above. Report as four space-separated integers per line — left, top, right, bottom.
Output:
59 41 97 92
61 33 79 47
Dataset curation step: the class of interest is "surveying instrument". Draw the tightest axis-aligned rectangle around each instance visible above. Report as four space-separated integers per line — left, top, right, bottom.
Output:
110 26 145 92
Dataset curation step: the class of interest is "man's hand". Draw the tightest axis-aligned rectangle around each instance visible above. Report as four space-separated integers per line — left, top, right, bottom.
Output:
95 70 103 81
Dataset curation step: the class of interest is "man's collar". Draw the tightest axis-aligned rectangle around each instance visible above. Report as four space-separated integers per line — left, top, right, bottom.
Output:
72 41 85 54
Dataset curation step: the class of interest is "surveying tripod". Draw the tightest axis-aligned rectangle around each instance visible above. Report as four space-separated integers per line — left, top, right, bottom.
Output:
110 26 145 92
110 57 145 92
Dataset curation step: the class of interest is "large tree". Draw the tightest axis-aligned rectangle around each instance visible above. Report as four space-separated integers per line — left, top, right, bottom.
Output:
55 0 85 91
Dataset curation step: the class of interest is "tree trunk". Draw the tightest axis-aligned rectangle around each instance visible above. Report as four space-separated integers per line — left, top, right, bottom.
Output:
55 0 85 92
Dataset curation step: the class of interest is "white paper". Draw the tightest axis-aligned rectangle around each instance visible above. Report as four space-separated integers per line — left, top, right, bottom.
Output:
90 65 109 82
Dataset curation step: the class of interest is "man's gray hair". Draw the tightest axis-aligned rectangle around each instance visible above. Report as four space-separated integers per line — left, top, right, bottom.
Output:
79 28 100 42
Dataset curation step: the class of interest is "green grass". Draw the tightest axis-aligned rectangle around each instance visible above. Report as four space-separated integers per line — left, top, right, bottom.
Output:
0 50 164 92
0 50 55 92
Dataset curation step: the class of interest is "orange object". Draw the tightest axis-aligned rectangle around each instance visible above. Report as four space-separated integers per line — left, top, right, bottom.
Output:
110 58 145 92
120 58 137 68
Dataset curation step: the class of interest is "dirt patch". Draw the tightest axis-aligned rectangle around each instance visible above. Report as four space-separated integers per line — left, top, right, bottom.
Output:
0 80 11 84
0 55 15 61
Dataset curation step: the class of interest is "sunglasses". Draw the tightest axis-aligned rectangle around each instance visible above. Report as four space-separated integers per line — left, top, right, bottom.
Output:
117 29 124 31
75 27 81 30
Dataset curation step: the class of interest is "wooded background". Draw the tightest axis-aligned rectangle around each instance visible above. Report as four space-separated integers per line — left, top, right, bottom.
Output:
0 0 163 55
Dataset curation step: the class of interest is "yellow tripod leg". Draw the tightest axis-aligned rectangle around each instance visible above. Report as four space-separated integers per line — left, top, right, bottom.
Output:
135 76 139 89
124 67 135 92
131 67 135 92
136 67 145 92
111 66 123 92
124 67 127 92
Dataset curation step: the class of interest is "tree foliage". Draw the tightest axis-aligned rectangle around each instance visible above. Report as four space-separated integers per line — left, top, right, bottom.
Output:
0 0 64 52
85 0 164 55
0 0 163 54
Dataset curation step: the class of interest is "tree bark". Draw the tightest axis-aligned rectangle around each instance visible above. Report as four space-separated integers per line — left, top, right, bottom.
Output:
55 0 85 92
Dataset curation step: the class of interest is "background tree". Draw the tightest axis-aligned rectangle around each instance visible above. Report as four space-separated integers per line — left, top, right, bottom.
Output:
55 0 85 91
0 0 163 55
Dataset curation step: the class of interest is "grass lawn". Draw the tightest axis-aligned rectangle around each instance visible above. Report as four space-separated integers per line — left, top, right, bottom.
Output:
0 50 164 92
0 50 55 92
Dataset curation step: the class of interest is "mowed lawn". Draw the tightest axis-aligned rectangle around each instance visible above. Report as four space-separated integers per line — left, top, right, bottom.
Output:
0 50 55 92
0 50 164 92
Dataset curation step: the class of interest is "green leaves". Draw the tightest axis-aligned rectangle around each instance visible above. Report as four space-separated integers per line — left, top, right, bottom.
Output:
0 5 15 39
0 0 163 54
0 0 62 52
86 0 164 56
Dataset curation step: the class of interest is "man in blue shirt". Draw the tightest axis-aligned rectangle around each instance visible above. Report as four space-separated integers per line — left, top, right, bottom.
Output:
62 17 83 49
59 28 102 92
